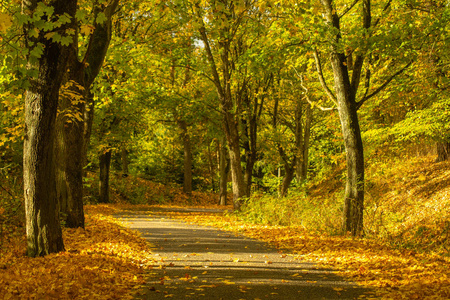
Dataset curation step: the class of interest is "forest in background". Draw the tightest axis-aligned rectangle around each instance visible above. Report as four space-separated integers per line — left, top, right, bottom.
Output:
0 0 449 258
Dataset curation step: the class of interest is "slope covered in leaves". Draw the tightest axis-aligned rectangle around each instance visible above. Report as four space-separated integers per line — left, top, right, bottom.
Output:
0 205 155 299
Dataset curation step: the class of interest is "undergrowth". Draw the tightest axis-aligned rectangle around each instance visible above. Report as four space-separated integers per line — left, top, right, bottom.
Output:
238 192 344 235
234 154 450 256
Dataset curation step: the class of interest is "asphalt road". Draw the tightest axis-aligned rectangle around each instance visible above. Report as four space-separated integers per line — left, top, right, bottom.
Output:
116 207 373 300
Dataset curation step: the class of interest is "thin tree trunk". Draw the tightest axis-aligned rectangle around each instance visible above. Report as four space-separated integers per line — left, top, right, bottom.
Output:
22 0 78 257
82 91 95 173
224 109 247 209
319 0 367 236
272 95 299 198
197 17 247 210
280 163 295 198
98 150 112 203
207 143 215 191
121 146 129 176
242 115 257 198
297 103 313 181
178 120 192 194
242 88 262 198
218 138 229 205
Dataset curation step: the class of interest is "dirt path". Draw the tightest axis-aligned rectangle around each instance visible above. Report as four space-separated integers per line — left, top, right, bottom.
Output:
117 207 372 300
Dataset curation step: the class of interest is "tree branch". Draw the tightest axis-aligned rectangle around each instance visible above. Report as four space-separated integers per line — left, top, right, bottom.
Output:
356 60 413 110
294 65 336 111
297 72 337 111
313 48 337 104
373 0 393 28
339 0 360 19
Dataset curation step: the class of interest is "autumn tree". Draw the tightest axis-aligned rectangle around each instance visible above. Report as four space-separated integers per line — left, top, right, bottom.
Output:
306 0 417 235
55 0 119 227
22 0 78 256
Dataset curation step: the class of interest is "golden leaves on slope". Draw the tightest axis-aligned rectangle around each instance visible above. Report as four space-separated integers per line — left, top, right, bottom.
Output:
0 209 156 299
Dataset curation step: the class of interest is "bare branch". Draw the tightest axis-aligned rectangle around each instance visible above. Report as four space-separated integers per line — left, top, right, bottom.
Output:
339 0 360 19
313 48 337 104
356 60 413 110
299 74 337 111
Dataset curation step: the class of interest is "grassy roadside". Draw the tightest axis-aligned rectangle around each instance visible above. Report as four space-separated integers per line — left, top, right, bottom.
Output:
0 205 155 299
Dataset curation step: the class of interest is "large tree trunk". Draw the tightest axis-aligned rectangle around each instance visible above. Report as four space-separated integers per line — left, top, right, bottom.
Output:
436 142 450 162
22 0 78 257
55 0 119 227
326 32 365 235
336 87 365 236
178 120 192 194
98 150 112 203
218 138 229 205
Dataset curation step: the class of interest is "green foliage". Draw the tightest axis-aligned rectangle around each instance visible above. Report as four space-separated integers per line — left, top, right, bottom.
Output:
391 98 450 143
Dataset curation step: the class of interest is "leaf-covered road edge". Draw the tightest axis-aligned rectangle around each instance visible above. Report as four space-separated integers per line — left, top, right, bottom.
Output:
164 209 450 300
0 204 156 299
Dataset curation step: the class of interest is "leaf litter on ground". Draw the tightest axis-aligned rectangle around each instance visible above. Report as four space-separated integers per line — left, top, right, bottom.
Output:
0 205 156 299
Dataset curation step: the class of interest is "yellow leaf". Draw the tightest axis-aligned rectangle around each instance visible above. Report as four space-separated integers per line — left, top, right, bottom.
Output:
0 12 12 33
80 24 94 35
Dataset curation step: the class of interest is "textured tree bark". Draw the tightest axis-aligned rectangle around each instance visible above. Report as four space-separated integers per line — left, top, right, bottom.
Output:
23 0 78 257
335 84 365 236
82 91 95 173
98 150 112 203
